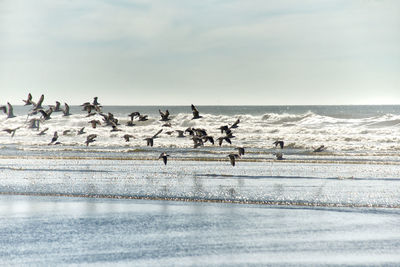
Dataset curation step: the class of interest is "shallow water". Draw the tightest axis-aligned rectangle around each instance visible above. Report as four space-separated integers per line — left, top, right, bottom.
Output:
1 195 400 266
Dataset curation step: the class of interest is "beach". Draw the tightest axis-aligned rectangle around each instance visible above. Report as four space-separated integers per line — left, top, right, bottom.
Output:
1 105 400 265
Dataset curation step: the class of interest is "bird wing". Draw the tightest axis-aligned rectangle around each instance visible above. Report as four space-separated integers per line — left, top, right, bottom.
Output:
152 129 163 138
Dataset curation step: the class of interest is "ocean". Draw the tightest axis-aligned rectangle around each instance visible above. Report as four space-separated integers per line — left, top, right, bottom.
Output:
1 104 400 265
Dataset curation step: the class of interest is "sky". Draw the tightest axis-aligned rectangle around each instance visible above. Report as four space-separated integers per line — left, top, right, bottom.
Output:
0 0 399 105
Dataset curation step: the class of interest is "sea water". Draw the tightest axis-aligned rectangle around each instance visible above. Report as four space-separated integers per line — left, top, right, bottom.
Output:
1 105 400 265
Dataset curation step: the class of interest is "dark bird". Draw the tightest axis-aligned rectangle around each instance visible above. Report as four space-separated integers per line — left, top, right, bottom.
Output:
7 102 16 118
128 112 141 121
159 109 170 121
176 130 185 138
313 145 326 153
202 135 215 145
138 114 148 121
217 133 234 146
38 127 49 136
63 129 72 135
273 140 284 149
110 124 122 132
63 103 71 116
50 101 62 112
274 152 284 160
192 136 204 148
158 152 170 165
218 125 229 134
236 147 245 156
23 93 34 105
2 127 20 137
228 153 241 167
191 104 202 119
144 129 163 147
32 94 44 111
162 122 171 127
48 131 58 145
93 97 100 106
77 127 86 135
89 120 101 129
123 134 134 142
85 134 97 146
0 103 16 118
39 108 53 120
230 118 240 129
185 127 194 136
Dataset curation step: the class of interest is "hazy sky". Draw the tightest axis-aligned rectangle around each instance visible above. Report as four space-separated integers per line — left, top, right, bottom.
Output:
1 0 399 105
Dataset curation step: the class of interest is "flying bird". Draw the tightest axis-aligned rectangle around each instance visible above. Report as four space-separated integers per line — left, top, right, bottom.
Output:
191 104 202 119
23 93 34 105
273 140 284 149
144 129 162 147
123 134 134 142
77 127 86 135
313 145 326 153
48 131 59 145
89 120 101 129
159 109 170 121
0 103 16 118
2 127 20 137
158 152 170 165
236 147 245 156
228 153 241 167
85 134 97 146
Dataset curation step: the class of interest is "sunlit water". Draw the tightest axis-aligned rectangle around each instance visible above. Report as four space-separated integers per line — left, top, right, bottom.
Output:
1 105 400 265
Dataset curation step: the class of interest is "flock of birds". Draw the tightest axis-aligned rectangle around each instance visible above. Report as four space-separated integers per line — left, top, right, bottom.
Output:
1 93 327 167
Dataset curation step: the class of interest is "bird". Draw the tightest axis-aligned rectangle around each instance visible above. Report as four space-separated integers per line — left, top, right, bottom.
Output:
236 147 245 156
159 109 170 121
217 132 235 146
85 134 97 146
230 118 240 129
144 129 163 147
313 145 326 152
110 124 122 132
191 104 202 119
274 152 284 160
39 108 53 120
202 135 214 145
2 127 20 137
92 97 100 106
128 112 141 121
32 94 44 111
48 131 59 145
138 114 148 121
0 102 16 118
228 153 241 167
273 140 284 149
63 129 72 135
89 120 101 129
23 93 34 105
218 125 229 134
77 127 86 135
123 134 134 142
63 103 71 116
176 130 185 138
38 127 49 136
158 152 170 165
50 101 62 112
